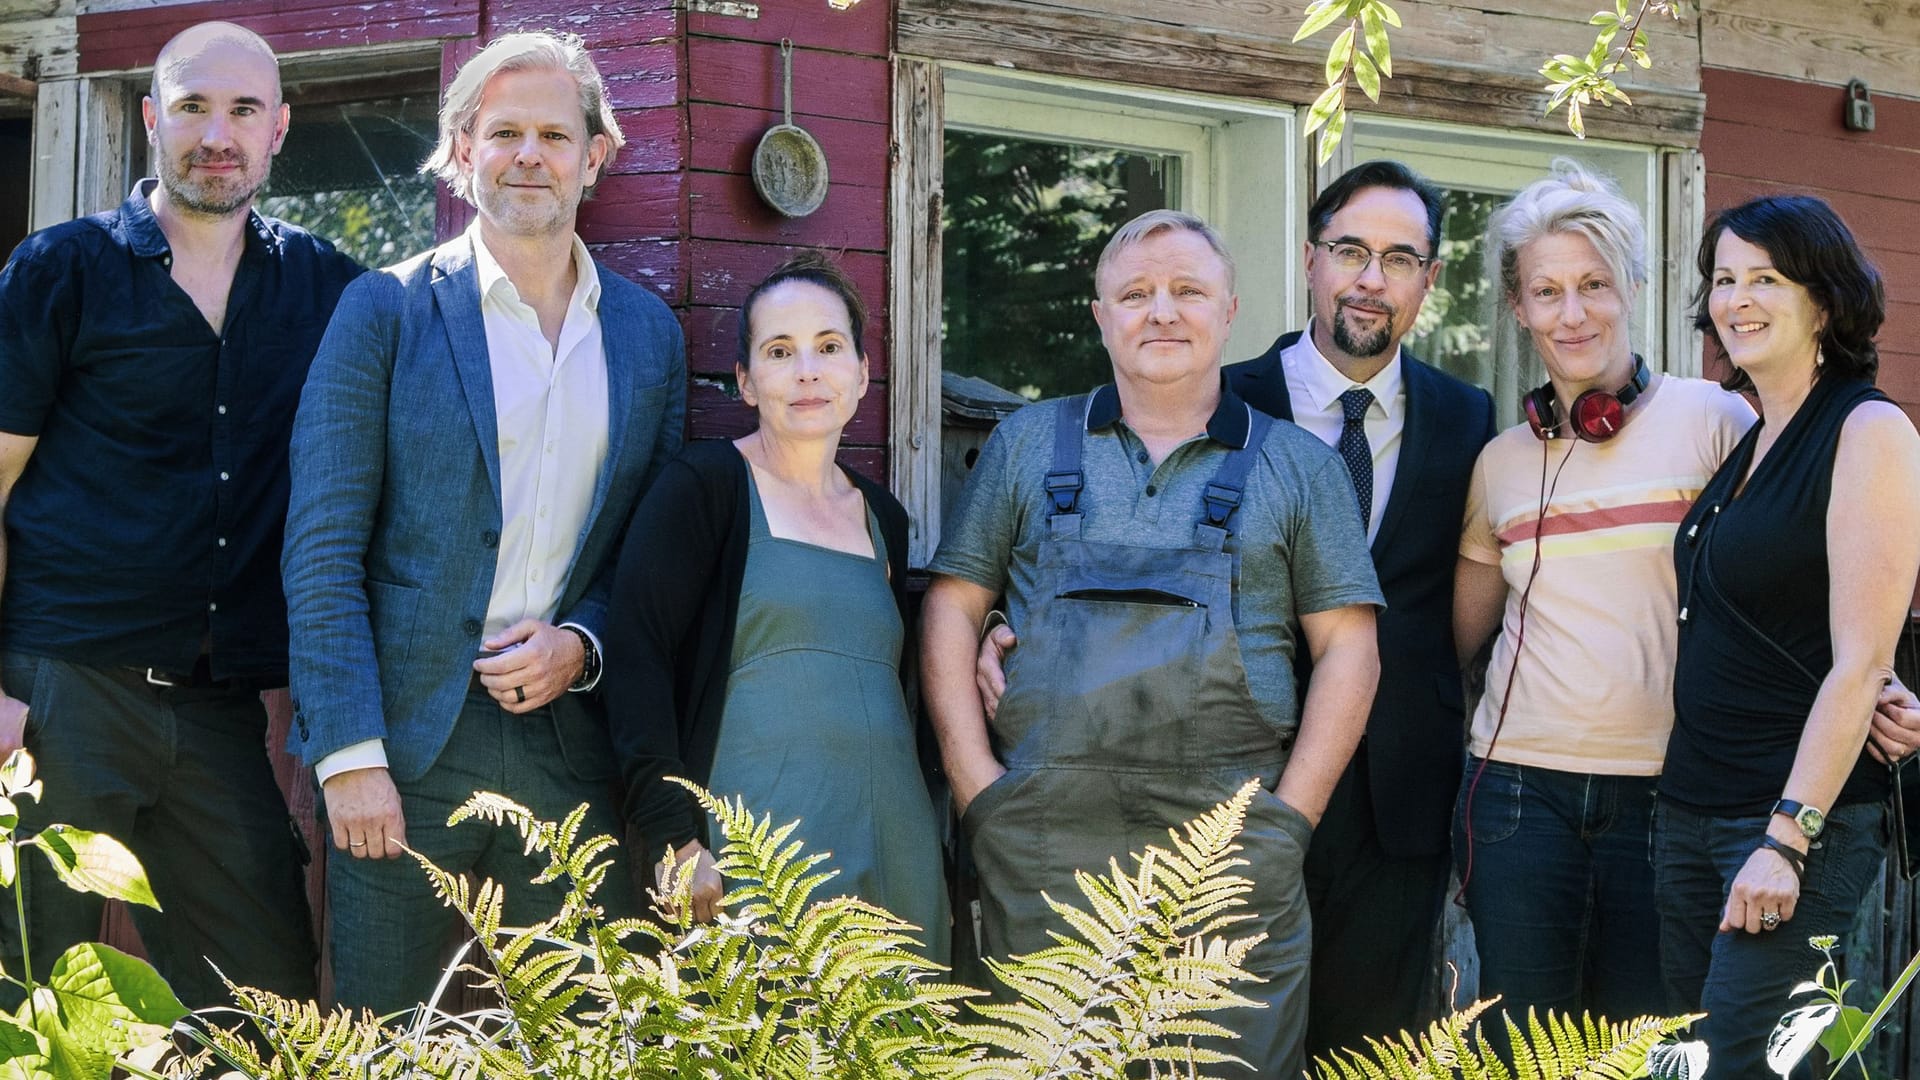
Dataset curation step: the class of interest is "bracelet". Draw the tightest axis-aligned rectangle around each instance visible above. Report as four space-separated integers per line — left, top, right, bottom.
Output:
1758 835 1807 884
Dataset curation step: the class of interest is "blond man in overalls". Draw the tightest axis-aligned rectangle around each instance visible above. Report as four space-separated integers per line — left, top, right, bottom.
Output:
924 210 1384 1077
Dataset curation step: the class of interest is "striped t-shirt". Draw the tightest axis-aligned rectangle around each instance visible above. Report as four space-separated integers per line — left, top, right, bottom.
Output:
1460 375 1755 775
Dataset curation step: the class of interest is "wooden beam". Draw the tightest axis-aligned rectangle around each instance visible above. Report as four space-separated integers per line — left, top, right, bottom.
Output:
888 57 946 568
0 72 36 101
898 0 1704 146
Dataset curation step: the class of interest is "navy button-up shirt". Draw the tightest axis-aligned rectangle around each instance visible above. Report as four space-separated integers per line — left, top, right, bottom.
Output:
0 181 364 681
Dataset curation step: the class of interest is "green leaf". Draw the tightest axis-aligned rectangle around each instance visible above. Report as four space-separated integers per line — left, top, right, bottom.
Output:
1361 6 1392 77
0 845 15 892
46 942 187 1058
1353 50 1381 103
1318 108 1348 166
1370 0 1401 28
1766 1002 1837 1075
1291 0 1346 43
1325 25 1355 84
0 1014 45 1062
1567 100 1586 138
0 752 39 805
1816 1004 1871 1063
30 827 160 909
1304 82 1343 137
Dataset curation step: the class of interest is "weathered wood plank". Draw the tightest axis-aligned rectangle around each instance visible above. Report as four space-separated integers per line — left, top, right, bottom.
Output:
687 37 889 125
687 0 891 57
28 74 76 229
1705 178 1920 258
888 57 945 567
606 105 689 175
1702 116 1920 206
688 102 888 189
577 170 686 243
1703 68 1920 145
588 237 685 304
689 169 887 251
488 2 676 48
0 11 79 82
1700 8 1920 101
689 237 885 310
77 0 481 73
897 0 1703 145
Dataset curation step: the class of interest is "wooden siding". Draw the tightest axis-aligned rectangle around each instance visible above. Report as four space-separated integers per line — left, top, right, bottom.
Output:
0 0 74 82
1701 0 1920 102
897 0 1704 146
1702 67 1920 427
75 0 481 73
685 0 894 479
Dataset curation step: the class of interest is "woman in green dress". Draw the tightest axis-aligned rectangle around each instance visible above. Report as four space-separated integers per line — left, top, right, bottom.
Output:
604 254 948 960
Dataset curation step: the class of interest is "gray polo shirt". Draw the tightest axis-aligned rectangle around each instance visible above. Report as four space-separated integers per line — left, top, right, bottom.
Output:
931 380 1384 737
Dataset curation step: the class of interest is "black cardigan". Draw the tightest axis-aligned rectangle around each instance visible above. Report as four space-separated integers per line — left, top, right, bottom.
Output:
603 439 912 864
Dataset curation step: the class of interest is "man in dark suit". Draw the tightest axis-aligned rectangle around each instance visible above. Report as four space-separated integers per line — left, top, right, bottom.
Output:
1227 160 1493 1057
283 30 685 1014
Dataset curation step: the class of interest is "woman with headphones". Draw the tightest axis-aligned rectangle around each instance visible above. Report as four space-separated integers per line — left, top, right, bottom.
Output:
1450 160 1755 1027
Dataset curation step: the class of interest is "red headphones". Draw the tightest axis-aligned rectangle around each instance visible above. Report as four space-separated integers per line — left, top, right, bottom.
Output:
1523 355 1651 442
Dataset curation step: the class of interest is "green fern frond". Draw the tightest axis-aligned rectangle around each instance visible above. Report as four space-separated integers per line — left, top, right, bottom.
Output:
1309 999 1702 1080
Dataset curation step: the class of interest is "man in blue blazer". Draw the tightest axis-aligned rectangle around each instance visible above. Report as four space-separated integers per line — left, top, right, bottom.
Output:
283 31 686 1014
1228 161 1493 1058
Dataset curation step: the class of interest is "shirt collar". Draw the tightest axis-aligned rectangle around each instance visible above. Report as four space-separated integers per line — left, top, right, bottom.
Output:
1288 319 1403 416
1084 372 1256 449
467 220 601 313
122 178 280 260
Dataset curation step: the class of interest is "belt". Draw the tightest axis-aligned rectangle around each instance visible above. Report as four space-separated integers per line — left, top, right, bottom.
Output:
113 657 276 693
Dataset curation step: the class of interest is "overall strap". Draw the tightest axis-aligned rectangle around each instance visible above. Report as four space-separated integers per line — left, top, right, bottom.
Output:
1193 405 1272 549
1045 395 1090 539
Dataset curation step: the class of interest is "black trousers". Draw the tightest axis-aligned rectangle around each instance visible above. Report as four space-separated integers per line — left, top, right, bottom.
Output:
1303 752 1452 1063
0 653 316 1010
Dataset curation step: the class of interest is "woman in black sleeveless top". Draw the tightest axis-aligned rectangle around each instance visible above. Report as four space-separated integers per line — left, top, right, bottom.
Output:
1658 196 1920 1077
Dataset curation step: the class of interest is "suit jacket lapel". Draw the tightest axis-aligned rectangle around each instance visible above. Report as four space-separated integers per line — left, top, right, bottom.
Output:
1373 352 1438 556
431 238 504 508
1236 332 1300 421
577 262 633 549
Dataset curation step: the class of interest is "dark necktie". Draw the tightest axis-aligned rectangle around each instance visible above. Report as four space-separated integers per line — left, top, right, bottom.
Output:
1338 387 1375 531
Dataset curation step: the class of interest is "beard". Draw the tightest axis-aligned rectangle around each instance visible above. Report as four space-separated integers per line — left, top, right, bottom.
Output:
473 171 578 238
1330 297 1398 358
158 146 268 218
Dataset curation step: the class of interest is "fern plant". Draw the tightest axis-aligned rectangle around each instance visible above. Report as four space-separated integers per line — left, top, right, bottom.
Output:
1310 998 1704 1080
162 779 1275 1079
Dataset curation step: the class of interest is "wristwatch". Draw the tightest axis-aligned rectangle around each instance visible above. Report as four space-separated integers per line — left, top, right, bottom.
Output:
1771 798 1826 840
562 625 601 692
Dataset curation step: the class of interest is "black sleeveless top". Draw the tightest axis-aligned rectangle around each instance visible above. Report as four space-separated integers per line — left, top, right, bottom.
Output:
1662 375 1891 815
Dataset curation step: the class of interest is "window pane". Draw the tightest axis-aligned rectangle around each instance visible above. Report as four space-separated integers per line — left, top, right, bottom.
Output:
1403 188 1526 393
942 130 1178 402
258 94 438 268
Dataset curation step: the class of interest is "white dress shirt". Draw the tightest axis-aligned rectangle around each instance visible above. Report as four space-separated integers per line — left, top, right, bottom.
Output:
315 227 611 783
1279 323 1406 546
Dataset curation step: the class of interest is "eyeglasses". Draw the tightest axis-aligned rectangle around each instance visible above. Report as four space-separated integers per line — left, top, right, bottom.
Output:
1313 240 1435 281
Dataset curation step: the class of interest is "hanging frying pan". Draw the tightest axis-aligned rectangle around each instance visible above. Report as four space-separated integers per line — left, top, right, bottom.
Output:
751 39 830 218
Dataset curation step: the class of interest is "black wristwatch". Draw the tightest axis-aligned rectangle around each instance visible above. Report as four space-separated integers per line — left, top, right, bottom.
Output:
1772 798 1826 840
562 625 601 692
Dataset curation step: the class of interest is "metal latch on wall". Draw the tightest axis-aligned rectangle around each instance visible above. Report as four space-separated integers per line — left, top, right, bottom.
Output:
1845 79 1875 133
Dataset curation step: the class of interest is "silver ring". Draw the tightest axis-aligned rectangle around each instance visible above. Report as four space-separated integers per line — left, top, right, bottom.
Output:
349 840 367 849
514 685 526 704
1761 911 1782 930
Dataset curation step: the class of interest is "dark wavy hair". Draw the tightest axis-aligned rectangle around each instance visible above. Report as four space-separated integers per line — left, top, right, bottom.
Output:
1692 194 1883 393
1308 159 1447 254
736 251 869 369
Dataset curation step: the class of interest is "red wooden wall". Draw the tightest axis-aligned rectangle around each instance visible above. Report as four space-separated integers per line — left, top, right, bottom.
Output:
72 0 895 998
1701 68 1920 427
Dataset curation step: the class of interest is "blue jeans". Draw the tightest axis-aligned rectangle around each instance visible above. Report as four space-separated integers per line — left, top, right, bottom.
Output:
1454 760 1664 1026
1655 799 1886 1079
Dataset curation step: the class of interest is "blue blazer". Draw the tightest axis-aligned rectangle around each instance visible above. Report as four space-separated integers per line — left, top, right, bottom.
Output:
283 235 687 782
1229 332 1494 857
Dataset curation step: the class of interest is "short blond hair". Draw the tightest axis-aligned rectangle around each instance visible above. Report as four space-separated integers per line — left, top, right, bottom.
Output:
1094 209 1237 294
422 31 625 203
